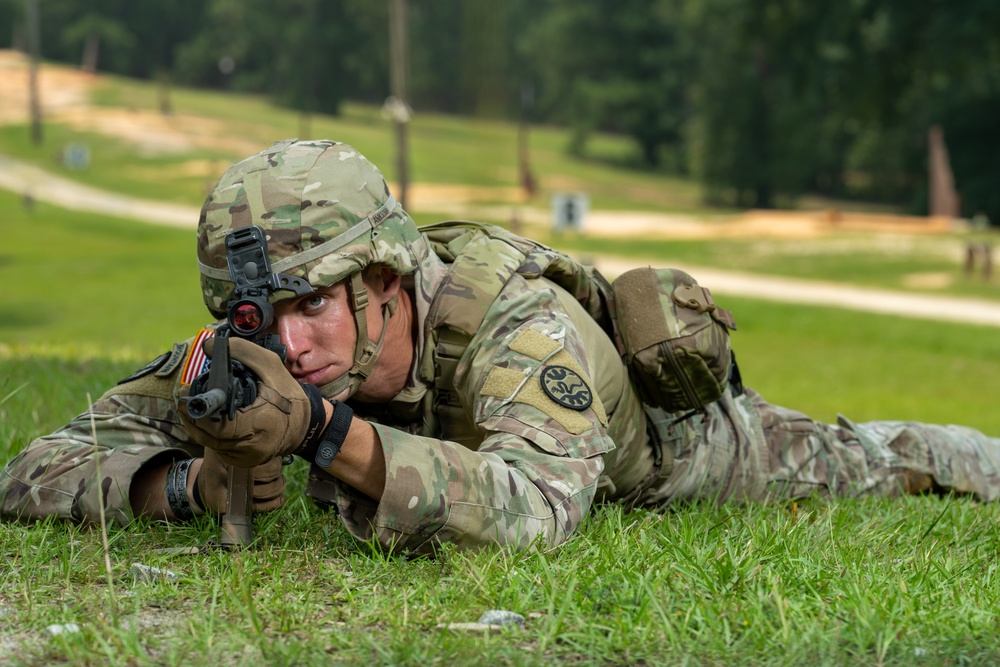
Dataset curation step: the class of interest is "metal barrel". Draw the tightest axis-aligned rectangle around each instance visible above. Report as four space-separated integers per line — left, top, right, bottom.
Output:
185 388 228 419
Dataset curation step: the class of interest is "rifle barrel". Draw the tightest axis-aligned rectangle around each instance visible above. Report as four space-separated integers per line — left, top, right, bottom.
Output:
185 388 228 419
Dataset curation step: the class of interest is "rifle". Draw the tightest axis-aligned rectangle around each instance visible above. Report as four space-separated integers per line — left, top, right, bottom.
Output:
182 225 312 548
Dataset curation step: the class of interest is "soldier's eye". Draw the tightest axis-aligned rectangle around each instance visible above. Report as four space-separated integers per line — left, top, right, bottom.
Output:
304 295 326 310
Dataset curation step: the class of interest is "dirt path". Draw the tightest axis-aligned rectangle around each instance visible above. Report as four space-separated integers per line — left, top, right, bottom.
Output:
0 154 198 226
593 257 1000 328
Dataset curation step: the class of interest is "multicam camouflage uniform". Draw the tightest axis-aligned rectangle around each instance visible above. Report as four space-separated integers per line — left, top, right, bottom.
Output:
3 139 1000 555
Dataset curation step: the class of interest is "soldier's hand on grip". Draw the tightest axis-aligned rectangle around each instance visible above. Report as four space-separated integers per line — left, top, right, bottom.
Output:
197 448 286 513
180 337 324 467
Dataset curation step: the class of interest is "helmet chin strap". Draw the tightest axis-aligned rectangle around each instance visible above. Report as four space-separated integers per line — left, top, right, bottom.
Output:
318 271 397 400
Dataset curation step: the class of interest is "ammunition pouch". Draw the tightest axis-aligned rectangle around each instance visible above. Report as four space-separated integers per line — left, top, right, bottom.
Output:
613 267 736 413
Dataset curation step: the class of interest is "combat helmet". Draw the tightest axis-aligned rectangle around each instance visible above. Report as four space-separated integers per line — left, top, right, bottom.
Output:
197 138 422 398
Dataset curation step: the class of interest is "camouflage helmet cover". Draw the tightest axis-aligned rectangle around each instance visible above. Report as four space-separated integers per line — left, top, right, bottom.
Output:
198 138 421 318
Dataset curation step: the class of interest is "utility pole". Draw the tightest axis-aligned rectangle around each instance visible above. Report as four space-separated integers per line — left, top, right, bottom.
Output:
25 0 42 145
388 0 410 209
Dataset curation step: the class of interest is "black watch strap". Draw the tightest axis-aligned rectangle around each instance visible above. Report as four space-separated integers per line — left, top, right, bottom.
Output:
314 400 354 469
297 384 329 460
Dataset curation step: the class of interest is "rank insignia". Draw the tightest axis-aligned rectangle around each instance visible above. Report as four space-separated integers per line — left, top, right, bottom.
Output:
539 365 593 411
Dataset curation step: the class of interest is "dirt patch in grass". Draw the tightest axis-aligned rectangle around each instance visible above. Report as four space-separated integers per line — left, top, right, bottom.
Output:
0 51 259 156
0 51 91 123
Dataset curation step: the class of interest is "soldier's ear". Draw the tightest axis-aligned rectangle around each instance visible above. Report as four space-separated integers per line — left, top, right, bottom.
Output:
380 272 402 305
363 265 402 305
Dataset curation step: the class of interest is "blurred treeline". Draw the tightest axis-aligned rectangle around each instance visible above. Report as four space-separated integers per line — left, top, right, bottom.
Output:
3 0 1000 220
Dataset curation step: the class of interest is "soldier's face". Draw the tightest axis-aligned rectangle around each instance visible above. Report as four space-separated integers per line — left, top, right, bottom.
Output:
271 279 379 391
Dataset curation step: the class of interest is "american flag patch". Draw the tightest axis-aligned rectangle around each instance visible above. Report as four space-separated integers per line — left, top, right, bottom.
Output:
181 328 216 386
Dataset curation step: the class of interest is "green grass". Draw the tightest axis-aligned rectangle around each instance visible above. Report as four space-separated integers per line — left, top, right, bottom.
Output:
727 296 1000 432
3 337 1000 667
4 197 1000 664
0 191 206 354
1 461 999 665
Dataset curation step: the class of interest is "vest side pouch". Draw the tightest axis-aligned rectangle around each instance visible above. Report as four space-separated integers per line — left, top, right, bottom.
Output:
612 267 736 412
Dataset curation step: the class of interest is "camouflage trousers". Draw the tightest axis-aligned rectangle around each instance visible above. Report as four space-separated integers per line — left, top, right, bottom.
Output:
639 386 1000 506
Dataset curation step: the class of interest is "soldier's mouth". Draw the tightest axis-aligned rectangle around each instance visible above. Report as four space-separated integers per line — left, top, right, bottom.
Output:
295 365 339 387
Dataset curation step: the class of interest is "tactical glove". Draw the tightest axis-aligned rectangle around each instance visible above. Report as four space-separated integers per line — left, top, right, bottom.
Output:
180 336 328 468
196 448 286 514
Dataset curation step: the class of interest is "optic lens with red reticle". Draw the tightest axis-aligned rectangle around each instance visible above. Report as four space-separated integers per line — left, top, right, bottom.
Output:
230 301 266 335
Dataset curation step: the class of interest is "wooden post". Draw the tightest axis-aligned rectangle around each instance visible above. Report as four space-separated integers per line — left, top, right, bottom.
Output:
965 243 977 277
81 33 99 74
25 0 42 145
929 125 960 218
518 82 537 198
389 0 410 209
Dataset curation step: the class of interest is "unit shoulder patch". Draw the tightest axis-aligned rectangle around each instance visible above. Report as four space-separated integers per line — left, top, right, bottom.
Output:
539 365 593 411
478 324 607 435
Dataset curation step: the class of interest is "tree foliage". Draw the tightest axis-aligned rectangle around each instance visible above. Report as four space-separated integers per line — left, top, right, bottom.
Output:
5 0 1000 220
518 0 693 169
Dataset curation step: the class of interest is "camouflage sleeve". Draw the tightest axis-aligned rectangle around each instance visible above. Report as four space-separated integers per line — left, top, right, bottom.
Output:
0 364 199 525
331 276 615 554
